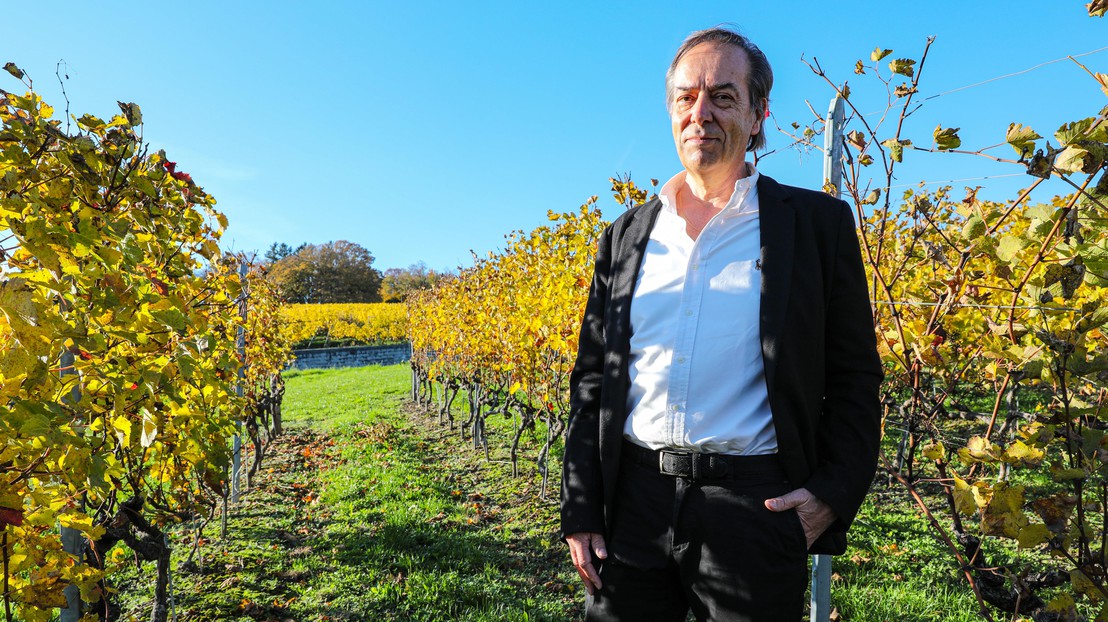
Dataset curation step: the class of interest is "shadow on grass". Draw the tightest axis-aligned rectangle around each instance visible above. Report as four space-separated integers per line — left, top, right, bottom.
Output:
295 401 579 621
305 508 577 621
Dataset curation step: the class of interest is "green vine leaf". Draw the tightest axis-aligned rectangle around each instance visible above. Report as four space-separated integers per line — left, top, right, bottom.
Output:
962 215 986 239
1055 144 1106 175
1042 259 1086 300
1000 440 1045 466
921 441 946 462
952 477 984 515
933 125 962 151
888 58 916 77
116 101 142 127
871 48 893 62
1071 569 1104 603
1016 523 1051 549
1050 461 1087 482
1056 117 1108 145
1006 123 1041 155
3 62 23 80
959 436 1000 464
1045 594 1079 617
881 138 912 163
981 483 1028 538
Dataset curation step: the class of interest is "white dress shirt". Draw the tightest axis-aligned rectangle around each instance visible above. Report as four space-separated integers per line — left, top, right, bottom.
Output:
623 167 777 455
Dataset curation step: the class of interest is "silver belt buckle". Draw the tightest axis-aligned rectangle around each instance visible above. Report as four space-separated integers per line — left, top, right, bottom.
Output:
658 449 680 475
658 449 699 479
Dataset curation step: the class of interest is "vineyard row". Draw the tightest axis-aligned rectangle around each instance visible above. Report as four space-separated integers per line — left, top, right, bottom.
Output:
0 74 292 621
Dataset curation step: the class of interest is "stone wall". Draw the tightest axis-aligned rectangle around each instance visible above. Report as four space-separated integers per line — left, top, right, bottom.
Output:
289 342 411 370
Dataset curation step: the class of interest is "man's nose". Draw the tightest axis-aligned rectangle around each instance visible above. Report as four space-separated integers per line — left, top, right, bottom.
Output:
689 93 713 125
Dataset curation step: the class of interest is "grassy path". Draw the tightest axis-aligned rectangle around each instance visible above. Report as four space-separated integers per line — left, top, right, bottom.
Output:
116 364 579 621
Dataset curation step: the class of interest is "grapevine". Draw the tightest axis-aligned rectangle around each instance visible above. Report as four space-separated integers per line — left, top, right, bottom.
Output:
0 66 290 621
408 188 626 495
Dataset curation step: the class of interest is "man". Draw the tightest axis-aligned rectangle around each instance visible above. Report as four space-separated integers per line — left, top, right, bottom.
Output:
561 27 882 621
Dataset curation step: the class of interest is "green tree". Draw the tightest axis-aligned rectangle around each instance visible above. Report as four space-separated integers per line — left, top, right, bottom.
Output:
268 240 383 303
380 261 453 302
264 241 306 264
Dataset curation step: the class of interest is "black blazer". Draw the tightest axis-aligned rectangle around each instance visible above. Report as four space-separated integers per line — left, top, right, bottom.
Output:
560 173 883 555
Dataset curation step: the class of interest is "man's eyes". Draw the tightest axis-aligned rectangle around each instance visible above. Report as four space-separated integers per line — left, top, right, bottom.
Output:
675 92 738 106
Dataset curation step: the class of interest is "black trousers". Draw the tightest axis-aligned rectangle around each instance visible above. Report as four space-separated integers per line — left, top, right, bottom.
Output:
585 445 808 621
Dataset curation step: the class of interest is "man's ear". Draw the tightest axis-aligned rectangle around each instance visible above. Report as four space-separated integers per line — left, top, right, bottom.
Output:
751 97 768 136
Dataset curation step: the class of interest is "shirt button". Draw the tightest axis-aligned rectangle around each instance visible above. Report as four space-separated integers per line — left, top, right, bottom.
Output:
691 263 699 271
676 356 686 364
685 309 694 317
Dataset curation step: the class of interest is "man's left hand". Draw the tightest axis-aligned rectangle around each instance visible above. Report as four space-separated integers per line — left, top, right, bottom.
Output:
764 488 836 549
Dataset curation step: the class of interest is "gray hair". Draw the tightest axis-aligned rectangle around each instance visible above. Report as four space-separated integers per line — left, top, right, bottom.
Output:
665 27 773 152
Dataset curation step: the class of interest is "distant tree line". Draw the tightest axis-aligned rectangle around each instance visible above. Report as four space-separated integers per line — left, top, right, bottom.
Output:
380 262 452 302
264 240 452 303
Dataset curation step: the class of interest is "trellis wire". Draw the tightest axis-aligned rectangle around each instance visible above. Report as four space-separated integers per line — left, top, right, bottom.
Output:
855 44 1108 118
920 45 1108 102
875 300 1081 312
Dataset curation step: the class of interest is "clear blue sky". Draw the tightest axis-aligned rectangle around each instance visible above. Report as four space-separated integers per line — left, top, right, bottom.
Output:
4 1 1105 273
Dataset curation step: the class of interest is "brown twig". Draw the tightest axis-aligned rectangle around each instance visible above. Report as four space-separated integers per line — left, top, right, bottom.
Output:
985 179 1044 238
2 529 11 622
982 372 1012 441
882 452 995 621
1056 172 1108 214
908 145 1022 165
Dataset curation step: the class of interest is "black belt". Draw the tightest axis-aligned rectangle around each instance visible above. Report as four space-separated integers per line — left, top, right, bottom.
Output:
623 440 784 481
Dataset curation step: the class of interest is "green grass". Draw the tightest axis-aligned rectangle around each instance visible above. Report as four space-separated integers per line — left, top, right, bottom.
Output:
284 376 577 621
112 364 578 621
281 364 412 430
832 491 984 621
107 363 1077 621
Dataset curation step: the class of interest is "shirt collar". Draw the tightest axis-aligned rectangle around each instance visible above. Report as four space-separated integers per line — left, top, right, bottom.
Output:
658 163 760 214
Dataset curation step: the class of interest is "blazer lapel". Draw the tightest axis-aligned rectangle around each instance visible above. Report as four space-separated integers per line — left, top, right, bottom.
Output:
757 175 795 398
607 197 662 424
612 197 661 311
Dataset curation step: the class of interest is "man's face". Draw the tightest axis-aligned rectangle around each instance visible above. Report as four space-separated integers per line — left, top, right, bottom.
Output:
669 42 764 178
